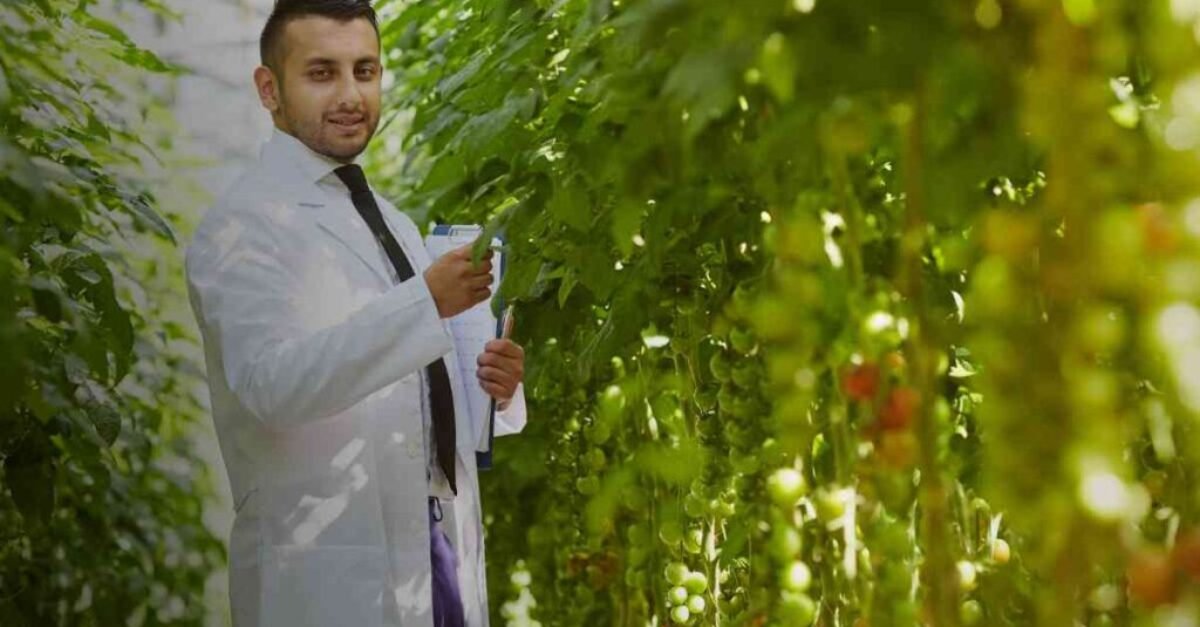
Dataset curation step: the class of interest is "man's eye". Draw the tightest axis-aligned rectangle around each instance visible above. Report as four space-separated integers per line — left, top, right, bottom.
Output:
356 67 376 78
310 69 331 80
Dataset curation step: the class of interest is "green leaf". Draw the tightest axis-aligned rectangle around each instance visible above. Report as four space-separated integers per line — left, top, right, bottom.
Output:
122 191 176 244
4 456 55 527
88 404 121 446
549 176 591 233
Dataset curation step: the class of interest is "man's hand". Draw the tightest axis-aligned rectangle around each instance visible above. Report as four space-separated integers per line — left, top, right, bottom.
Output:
477 339 524 405
423 244 493 318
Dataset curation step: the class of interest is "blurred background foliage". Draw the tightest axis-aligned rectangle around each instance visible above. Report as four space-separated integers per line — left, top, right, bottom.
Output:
370 0 1200 625
0 1 224 625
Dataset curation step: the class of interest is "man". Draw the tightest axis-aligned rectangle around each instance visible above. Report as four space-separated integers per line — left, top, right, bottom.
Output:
184 1 526 625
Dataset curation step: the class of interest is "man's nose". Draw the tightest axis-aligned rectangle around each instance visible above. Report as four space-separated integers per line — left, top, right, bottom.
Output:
334 73 364 109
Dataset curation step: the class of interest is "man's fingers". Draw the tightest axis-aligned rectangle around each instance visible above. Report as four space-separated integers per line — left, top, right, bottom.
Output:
477 352 522 378
484 339 524 359
478 379 511 400
477 366 518 390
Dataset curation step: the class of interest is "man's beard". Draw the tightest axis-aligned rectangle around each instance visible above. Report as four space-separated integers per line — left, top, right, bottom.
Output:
281 106 376 163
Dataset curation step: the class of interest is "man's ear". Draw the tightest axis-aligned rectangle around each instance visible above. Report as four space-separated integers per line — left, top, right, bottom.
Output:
253 66 281 113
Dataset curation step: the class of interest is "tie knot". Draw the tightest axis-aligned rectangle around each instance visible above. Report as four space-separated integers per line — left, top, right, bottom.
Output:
334 164 370 194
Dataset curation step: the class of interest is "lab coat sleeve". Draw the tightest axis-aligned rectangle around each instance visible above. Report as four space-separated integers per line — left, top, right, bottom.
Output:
185 204 454 429
493 383 527 436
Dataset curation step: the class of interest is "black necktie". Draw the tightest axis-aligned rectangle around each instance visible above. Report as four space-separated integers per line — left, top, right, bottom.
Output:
334 164 457 495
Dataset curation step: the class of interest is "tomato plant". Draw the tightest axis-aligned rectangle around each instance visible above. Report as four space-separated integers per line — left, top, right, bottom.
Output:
372 0 1200 624
0 2 224 624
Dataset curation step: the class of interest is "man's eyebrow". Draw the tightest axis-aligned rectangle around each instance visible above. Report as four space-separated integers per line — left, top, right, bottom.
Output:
301 56 380 67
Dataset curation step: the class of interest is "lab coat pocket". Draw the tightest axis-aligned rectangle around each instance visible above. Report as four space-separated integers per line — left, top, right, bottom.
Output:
260 545 388 627
261 447 385 548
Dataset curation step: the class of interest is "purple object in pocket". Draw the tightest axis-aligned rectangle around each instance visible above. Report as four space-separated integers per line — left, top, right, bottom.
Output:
429 498 465 627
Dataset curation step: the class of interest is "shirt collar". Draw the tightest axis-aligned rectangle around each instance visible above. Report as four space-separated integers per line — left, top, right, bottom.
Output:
261 127 358 186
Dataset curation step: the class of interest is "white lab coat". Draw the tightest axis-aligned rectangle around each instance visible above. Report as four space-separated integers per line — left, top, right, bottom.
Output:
185 129 525 627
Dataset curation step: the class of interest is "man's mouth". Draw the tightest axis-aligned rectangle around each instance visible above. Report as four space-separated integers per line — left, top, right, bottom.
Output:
329 116 365 130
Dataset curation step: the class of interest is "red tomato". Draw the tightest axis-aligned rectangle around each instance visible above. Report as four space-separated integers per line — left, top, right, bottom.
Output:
880 387 920 431
841 363 881 402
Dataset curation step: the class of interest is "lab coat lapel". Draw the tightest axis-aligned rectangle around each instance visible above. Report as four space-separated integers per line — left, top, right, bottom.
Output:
308 197 393 288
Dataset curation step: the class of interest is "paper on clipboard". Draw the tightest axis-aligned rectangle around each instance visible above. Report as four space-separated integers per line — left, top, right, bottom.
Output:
424 224 507 468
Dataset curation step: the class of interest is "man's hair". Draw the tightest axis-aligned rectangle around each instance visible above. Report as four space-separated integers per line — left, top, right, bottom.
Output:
260 0 379 73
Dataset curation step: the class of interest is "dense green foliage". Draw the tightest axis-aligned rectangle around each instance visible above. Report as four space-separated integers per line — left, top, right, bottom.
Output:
0 2 224 624
372 0 1200 625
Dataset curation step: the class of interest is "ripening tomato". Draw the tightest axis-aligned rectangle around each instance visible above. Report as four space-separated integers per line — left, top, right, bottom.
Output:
877 430 917 469
841 362 881 401
1172 529 1200 580
1136 202 1178 255
1126 548 1178 608
991 538 1011 565
880 387 919 431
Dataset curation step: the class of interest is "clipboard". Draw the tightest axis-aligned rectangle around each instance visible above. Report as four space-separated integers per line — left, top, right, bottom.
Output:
426 224 508 470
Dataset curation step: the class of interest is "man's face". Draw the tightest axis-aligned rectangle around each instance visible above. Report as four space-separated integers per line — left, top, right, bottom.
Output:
269 16 382 162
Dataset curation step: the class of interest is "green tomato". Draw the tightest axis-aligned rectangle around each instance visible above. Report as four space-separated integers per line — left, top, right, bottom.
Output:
687 594 706 614
777 591 816 625
622 488 648 511
959 599 983 626
766 468 807 507
730 327 757 354
668 585 689 605
717 384 738 414
670 604 691 625
626 523 649 545
781 561 812 592
586 449 607 472
664 562 690 586
956 561 978 592
575 476 600 496
731 362 757 389
683 571 709 594
814 488 847 523
769 525 802 561
709 352 732 382
659 520 684 546
586 422 612 445
684 528 704 554
684 493 708 518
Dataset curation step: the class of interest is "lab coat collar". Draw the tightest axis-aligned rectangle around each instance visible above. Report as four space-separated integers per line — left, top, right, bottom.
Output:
261 128 393 287
262 127 360 186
